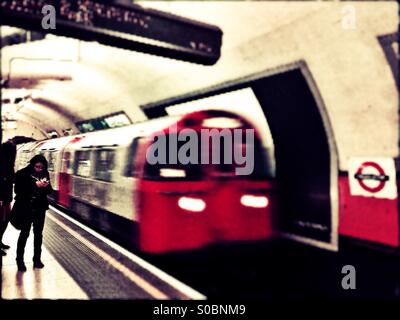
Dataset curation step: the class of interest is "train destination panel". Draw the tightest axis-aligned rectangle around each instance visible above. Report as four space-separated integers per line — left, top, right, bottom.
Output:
0 0 222 65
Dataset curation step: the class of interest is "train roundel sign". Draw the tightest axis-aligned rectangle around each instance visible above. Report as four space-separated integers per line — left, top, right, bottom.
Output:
348 158 397 199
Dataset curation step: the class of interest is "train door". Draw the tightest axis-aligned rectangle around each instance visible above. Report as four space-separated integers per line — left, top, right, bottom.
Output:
47 150 57 195
118 138 141 222
59 137 83 207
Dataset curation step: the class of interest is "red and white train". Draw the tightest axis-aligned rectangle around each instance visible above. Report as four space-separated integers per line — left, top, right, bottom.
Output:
15 110 277 253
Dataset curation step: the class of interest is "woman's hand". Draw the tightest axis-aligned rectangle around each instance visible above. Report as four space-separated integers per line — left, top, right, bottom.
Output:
35 180 49 188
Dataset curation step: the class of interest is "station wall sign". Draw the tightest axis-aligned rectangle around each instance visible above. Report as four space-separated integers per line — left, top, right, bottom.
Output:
348 157 397 199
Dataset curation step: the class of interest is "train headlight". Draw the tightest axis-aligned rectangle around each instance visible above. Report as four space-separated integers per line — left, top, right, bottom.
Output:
178 197 206 212
240 195 269 208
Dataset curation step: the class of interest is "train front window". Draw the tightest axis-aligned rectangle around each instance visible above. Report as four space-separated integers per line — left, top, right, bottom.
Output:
242 139 273 180
142 131 273 180
211 137 273 180
143 134 203 181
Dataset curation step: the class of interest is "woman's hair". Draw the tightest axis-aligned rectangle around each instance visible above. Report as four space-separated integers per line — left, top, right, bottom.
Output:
29 154 48 172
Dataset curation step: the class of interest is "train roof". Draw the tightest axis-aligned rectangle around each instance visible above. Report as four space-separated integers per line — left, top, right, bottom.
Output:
36 136 80 151
65 116 179 150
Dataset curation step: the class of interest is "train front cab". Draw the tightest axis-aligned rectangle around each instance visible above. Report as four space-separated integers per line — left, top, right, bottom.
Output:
137 111 277 254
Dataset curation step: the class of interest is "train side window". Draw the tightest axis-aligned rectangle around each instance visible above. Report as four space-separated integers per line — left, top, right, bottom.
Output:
250 141 275 179
74 150 92 178
94 149 115 182
48 151 57 172
124 138 140 177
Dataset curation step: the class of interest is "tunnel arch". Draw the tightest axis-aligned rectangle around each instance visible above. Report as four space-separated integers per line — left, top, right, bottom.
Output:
142 60 339 250
10 117 48 140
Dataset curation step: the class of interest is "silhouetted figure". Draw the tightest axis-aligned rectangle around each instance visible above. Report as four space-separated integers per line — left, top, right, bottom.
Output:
14 155 53 271
0 141 16 256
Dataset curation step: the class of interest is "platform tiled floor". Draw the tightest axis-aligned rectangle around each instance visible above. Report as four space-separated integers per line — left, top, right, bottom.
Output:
1 223 88 299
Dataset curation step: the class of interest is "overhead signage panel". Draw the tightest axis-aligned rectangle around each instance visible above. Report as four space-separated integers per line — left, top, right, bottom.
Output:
0 0 222 65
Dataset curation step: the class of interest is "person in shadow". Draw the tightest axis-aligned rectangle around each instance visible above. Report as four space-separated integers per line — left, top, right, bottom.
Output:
14 154 53 271
0 141 17 256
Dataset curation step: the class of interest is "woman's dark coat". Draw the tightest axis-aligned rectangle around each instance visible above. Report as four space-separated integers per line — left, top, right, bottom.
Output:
14 166 53 211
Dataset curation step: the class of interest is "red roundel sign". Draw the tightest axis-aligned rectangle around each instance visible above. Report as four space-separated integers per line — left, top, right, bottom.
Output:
354 161 389 193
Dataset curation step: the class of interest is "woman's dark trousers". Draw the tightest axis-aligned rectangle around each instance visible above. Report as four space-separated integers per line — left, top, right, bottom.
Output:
16 210 45 263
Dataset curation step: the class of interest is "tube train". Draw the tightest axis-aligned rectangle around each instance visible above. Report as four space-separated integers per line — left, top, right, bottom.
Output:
15 110 277 253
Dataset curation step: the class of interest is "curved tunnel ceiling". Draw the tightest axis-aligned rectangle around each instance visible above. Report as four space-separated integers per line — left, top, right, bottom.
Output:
1 2 333 137
1 1 398 151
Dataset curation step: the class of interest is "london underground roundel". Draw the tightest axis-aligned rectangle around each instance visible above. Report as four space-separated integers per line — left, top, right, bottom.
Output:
348 158 397 199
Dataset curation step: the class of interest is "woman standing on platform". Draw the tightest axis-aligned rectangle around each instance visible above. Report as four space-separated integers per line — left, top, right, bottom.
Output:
0 141 17 256
14 154 53 271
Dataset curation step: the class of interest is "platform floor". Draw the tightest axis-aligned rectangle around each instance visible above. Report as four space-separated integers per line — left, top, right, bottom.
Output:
1 223 88 299
1 207 205 300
